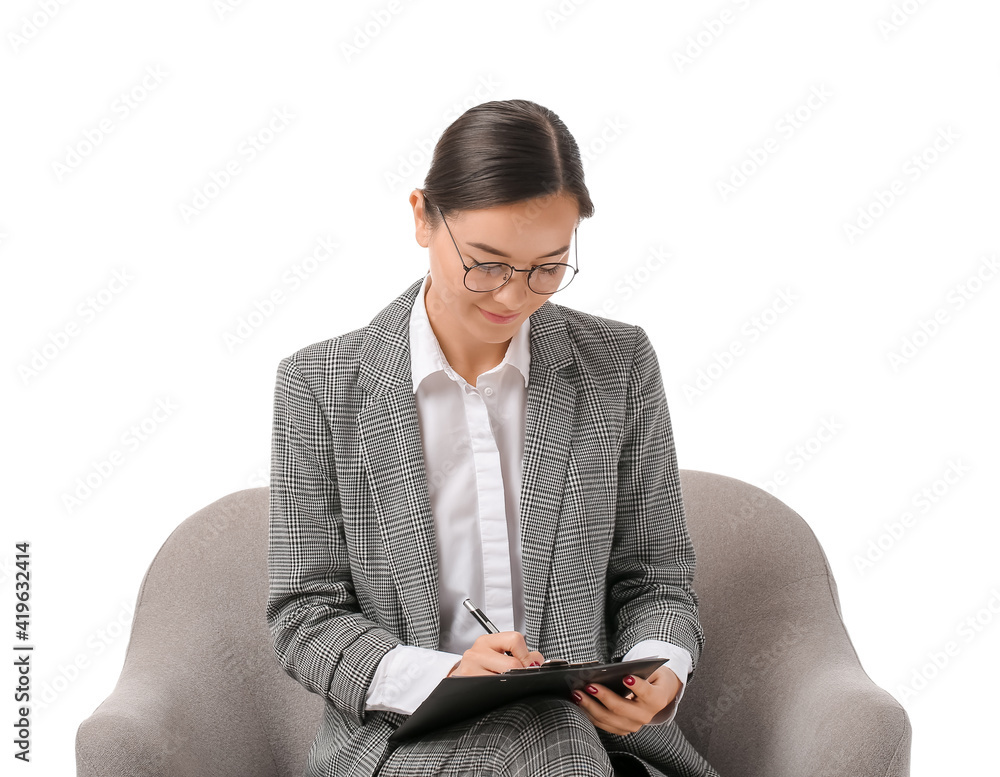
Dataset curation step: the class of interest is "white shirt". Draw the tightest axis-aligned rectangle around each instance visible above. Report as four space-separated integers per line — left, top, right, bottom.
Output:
364 272 692 725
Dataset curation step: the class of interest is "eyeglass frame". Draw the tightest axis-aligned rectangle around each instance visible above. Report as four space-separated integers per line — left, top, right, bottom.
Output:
435 204 579 295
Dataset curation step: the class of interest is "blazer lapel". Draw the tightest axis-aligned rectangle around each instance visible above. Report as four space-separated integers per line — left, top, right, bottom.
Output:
356 279 441 649
517 301 577 652
355 277 578 653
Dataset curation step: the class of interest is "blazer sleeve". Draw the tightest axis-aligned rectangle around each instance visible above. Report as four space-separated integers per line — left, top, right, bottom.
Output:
607 325 705 680
266 354 401 726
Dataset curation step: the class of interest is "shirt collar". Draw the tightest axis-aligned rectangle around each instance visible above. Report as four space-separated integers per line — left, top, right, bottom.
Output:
409 271 530 392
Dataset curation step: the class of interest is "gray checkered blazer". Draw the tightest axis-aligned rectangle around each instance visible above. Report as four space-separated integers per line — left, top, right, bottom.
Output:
267 276 716 777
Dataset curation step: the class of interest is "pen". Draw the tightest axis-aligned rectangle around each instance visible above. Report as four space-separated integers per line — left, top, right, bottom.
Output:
462 597 513 656
462 597 499 633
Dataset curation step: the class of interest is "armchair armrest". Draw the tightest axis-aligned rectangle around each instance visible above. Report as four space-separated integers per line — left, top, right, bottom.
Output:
694 575 911 777
78 657 283 777
77 668 210 777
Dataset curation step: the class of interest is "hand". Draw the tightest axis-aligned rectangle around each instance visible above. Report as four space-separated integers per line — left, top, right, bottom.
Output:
570 665 681 736
447 631 544 677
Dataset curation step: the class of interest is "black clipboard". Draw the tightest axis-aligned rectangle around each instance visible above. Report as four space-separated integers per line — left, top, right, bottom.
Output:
388 656 667 742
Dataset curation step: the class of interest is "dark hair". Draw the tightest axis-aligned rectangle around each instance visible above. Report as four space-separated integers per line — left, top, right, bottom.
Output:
420 99 594 231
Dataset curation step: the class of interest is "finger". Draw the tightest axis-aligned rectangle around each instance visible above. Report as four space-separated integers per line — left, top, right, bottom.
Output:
471 632 529 662
570 691 639 736
581 683 648 728
620 673 649 699
525 650 544 667
500 631 531 663
477 650 525 674
620 673 671 715
581 682 642 723
647 665 682 692
622 675 670 723
474 631 529 660
639 667 682 711
582 682 631 714
462 639 525 675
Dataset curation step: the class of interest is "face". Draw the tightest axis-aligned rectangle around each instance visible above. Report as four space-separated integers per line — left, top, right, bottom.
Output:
410 190 579 359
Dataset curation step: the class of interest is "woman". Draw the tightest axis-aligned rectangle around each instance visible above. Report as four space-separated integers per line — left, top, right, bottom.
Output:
267 99 719 777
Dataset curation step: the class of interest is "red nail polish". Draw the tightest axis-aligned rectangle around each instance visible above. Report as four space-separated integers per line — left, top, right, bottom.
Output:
624 675 635 686
586 684 598 695
571 691 582 703
530 661 540 666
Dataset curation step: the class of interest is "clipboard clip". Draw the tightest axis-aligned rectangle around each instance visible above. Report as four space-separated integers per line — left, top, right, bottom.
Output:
501 659 601 675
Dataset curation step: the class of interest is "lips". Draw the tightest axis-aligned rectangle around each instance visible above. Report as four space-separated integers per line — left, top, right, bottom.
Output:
479 307 519 323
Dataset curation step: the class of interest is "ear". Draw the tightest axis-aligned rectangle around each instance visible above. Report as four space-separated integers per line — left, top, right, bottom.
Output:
410 189 433 248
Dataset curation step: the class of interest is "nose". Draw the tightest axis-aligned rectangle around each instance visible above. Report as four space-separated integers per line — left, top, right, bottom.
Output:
493 269 531 308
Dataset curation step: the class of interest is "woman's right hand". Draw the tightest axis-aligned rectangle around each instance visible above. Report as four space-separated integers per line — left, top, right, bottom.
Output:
447 632 544 677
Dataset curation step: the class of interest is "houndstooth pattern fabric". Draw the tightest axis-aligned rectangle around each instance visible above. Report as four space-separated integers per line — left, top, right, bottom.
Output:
376 696 717 777
267 276 719 777
377 697 618 776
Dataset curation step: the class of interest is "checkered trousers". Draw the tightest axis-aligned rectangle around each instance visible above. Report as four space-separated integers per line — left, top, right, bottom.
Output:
375 695 719 776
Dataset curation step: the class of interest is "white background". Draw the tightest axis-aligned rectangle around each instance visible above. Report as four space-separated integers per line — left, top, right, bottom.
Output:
2 1 997 774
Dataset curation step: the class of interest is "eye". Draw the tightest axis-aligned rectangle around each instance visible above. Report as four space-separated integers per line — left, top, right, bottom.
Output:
472 261 506 276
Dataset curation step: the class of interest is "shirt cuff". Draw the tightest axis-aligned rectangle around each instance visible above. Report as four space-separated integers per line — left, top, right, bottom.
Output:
364 644 464 716
622 640 694 726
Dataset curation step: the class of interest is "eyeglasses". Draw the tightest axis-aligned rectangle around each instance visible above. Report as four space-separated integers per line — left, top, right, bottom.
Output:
436 205 579 295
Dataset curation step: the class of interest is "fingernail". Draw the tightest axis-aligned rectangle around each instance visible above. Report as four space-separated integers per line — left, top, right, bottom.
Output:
624 675 636 686
571 691 582 703
585 685 598 695
530 661 540 666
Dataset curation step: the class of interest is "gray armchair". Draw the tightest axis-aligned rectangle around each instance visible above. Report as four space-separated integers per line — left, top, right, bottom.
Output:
76 470 911 776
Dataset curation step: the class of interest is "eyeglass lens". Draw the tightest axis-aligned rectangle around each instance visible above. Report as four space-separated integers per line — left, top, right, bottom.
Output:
465 262 573 294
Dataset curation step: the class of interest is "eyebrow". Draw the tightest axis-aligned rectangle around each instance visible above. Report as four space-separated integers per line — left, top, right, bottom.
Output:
464 240 571 261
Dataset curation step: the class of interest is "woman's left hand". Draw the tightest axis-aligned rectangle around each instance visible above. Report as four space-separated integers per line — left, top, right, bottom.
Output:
569 665 681 736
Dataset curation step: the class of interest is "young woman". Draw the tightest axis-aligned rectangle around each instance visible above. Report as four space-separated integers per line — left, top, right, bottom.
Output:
267 99 719 777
